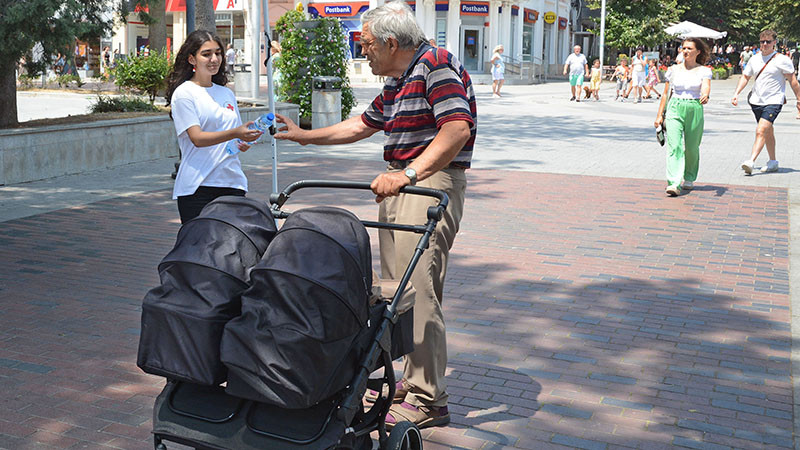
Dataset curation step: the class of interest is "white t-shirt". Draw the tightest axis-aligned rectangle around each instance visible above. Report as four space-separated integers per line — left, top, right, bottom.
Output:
666 65 712 99
632 55 646 72
565 53 588 75
226 48 236 66
743 51 795 105
170 81 248 199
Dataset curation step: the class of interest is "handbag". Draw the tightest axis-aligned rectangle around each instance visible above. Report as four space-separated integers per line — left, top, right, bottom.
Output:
747 53 779 106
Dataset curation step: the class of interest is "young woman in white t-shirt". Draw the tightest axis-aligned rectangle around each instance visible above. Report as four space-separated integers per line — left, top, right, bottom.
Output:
653 38 712 197
164 30 262 223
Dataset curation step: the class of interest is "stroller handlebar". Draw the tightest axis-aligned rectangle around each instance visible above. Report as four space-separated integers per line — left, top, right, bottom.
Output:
269 180 449 225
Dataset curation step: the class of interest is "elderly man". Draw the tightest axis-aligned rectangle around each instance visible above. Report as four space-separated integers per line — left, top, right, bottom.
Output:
732 30 800 174
274 0 476 429
563 45 589 102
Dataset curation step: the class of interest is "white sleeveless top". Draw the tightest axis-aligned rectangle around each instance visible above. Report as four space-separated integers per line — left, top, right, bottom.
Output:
666 65 712 99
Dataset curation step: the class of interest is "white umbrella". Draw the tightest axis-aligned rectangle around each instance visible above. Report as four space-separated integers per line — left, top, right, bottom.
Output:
665 21 727 40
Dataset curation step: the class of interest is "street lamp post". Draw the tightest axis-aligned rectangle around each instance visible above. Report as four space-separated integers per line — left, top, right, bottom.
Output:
599 0 606 73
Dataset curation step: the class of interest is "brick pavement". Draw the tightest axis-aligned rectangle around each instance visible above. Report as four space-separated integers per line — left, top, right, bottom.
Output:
0 156 792 449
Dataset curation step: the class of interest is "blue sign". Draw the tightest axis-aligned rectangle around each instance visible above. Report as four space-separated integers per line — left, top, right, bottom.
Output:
324 4 351 14
461 3 489 15
467 37 475 45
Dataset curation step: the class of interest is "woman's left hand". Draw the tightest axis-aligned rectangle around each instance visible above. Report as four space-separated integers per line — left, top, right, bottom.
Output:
699 94 709 105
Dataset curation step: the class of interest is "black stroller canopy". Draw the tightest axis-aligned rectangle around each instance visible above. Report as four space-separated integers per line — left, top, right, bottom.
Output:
222 206 374 408
138 196 277 386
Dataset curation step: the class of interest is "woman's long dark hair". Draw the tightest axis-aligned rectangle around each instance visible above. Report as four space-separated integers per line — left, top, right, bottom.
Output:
165 30 229 106
683 38 710 65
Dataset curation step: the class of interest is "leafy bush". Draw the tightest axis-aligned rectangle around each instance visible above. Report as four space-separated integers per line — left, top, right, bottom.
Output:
113 49 172 103
274 13 356 119
17 74 35 90
90 95 161 113
56 73 83 88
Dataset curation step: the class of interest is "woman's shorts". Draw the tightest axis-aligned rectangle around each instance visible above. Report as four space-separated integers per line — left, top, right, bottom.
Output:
569 74 584 86
751 104 782 123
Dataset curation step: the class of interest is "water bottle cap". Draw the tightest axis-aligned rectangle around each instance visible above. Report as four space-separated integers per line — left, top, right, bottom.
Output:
266 112 275 120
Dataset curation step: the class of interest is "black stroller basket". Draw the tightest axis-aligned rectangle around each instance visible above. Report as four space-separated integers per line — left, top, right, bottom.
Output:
151 180 448 450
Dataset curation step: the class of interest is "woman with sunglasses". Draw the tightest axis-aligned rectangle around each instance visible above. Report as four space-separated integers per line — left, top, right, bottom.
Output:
653 38 711 197
731 30 800 175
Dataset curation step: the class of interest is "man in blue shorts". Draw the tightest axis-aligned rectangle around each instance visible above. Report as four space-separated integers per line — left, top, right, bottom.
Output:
564 45 589 102
731 30 800 174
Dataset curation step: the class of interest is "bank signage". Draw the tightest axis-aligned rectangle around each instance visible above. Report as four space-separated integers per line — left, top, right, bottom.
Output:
324 4 350 14
461 2 489 15
543 11 556 24
307 2 369 17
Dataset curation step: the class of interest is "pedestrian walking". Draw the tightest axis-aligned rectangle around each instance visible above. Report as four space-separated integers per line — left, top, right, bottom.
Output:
564 45 589 102
654 38 711 197
731 30 800 174
588 59 601 101
164 30 262 223
273 0 475 430
225 43 236 75
613 59 629 101
644 58 662 100
490 44 505 98
627 48 647 103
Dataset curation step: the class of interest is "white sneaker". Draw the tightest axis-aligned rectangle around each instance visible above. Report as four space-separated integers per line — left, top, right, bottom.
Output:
682 181 694 190
760 160 779 173
665 186 680 197
741 160 754 175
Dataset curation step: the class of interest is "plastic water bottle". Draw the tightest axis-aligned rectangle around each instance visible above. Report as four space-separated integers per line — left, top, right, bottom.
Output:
226 112 275 155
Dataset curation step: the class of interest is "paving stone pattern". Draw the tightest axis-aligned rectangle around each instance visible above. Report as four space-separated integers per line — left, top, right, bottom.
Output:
0 157 792 449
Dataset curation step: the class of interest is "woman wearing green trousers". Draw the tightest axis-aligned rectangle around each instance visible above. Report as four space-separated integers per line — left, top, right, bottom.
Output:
654 38 712 197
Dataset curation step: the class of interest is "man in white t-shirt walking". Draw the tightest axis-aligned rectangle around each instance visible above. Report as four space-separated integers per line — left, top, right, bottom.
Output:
563 45 589 102
225 44 237 75
731 29 800 174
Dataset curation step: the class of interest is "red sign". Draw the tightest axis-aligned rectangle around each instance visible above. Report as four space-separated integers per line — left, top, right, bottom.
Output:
523 8 538 23
558 16 568 29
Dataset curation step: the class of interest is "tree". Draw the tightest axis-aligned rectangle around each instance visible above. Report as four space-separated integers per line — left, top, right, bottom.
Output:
587 0 683 50
0 0 112 127
116 0 167 53
194 0 217 35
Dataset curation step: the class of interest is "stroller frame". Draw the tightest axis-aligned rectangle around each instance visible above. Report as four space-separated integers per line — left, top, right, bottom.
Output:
151 180 449 450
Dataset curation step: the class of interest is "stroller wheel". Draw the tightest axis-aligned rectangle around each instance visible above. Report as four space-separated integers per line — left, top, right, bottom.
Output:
384 421 423 450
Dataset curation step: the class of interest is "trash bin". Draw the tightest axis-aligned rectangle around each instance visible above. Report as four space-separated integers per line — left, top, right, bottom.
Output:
234 64 252 98
312 76 342 129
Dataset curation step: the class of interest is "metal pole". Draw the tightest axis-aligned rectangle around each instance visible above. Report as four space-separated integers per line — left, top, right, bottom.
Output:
599 0 605 74
250 0 261 99
261 0 279 199
186 0 195 34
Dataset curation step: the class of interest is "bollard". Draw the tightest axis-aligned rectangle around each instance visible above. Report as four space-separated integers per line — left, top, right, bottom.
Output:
234 64 253 98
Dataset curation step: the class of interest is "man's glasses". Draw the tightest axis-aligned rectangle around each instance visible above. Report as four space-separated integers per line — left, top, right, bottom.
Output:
760 40 774 44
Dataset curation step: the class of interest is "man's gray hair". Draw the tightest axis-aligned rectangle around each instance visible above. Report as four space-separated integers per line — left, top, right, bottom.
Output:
361 1 427 50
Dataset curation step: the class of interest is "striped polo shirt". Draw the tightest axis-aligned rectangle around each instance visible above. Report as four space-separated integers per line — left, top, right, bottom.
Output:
361 44 477 168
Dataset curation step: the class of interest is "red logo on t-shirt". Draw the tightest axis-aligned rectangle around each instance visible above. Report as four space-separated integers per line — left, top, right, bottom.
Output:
225 103 234 111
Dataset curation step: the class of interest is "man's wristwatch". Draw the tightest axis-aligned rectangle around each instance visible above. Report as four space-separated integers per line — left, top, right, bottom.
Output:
404 167 417 185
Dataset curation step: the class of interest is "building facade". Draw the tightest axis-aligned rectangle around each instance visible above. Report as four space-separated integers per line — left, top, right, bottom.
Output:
111 0 576 80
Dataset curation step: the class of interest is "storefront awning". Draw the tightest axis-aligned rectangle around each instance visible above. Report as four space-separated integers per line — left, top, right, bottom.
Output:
166 0 243 12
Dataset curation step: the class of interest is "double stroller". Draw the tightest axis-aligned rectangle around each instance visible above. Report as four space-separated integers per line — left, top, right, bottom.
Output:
137 180 449 450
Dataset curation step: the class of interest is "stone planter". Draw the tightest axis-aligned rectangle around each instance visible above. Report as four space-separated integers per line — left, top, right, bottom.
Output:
0 103 300 186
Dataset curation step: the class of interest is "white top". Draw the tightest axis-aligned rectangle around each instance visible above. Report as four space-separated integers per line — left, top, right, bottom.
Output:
565 53 588 75
632 55 646 72
666 65 712 99
170 81 248 199
226 48 236 65
743 51 795 105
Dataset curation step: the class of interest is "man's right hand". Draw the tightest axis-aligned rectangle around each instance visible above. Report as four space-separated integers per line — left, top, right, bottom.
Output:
274 113 310 145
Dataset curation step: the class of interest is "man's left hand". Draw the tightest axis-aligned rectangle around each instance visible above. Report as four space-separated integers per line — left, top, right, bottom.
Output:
370 171 411 203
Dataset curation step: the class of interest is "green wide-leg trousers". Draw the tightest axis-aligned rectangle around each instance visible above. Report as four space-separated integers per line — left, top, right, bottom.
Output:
665 98 704 188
